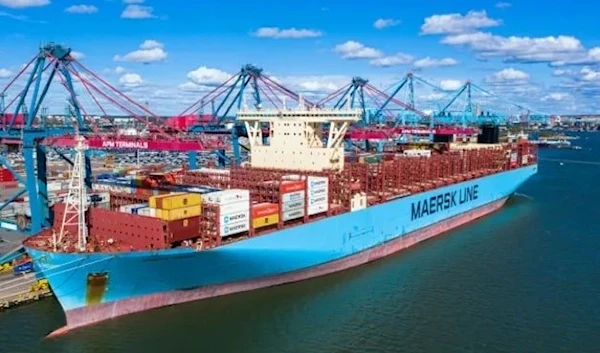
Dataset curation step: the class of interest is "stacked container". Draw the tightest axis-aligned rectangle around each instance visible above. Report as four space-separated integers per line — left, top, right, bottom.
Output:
251 203 279 229
280 180 305 221
204 189 250 237
307 176 329 216
140 192 202 221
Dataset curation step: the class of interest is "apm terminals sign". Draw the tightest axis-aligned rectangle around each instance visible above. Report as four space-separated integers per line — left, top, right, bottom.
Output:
99 140 149 149
410 184 479 221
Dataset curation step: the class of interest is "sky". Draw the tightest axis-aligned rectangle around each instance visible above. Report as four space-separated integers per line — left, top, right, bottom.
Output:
0 0 600 116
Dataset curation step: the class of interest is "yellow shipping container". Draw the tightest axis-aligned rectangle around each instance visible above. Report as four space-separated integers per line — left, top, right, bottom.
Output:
252 213 279 229
156 205 202 221
149 192 201 210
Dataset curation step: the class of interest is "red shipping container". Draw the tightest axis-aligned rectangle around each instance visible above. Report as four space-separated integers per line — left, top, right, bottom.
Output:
167 216 201 243
251 203 279 218
280 180 305 193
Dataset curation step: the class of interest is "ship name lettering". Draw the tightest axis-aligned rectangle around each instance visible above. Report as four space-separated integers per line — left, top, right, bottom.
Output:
411 184 479 220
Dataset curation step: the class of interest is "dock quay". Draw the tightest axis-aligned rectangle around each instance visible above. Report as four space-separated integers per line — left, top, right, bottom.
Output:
0 273 52 310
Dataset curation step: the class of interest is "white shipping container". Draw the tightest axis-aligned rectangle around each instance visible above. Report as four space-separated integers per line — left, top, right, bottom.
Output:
308 195 328 205
282 190 304 203
130 203 149 214
282 174 304 181
308 203 328 216
307 176 328 190
205 189 250 204
138 207 156 217
282 199 304 212
283 208 305 221
308 186 328 198
217 200 249 215
119 205 133 213
220 220 249 237
220 209 249 225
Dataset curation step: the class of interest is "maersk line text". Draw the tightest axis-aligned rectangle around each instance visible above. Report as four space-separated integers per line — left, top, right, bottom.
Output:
411 185 479 220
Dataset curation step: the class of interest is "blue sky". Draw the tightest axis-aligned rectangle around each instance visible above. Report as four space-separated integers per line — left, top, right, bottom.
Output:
0 0 599 116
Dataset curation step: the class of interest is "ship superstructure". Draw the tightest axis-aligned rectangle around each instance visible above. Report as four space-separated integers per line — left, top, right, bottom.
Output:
238 105 361 172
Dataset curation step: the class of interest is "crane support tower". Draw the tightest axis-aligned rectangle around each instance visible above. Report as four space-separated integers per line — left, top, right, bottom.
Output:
0 43 92 234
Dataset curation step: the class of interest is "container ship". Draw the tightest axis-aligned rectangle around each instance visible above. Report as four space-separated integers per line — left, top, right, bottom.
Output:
23 106 538 335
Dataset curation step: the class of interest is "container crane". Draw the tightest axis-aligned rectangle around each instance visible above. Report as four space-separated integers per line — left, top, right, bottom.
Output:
0 43 226 233
176 64 313 165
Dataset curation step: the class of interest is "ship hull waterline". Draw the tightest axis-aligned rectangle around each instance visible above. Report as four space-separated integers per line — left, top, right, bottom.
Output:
26 164 537 337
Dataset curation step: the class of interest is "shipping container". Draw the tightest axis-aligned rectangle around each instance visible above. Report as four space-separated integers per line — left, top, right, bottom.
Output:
150 193 202 210
308 203 328 216
282 208 304 221
204 189 249 204
220 220 249 237
307 176 328 190
280 180 305 193
167 216 201 243
282 190 304 203
282 199 304 212
217 200 250 215
138 207 157 218
156 205 202 221
308 194 328 204
251 203 279 218
119 203 148 214
220 209 249 225
252 213 279 228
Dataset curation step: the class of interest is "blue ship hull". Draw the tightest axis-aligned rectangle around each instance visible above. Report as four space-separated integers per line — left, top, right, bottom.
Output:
26 164 537 334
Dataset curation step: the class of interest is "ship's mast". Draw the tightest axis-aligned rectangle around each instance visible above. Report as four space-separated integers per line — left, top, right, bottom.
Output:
55 130 88 252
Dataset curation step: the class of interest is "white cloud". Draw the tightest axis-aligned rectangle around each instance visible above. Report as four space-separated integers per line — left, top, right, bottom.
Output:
119 73 143 88
0 0 49 8
374 18 400 29
281 75 350 95
121 4 155 19
441 32 583 63
114 40 167 63
495 2 512 8
187 66 231 86
579 67 600 82
115 66 126 74
486 68 530 83
65 4 98 14
178 81 212 92
253 27 322 39
139 39 163 50
0 68 13 78
369 53 414 67
421 10 500 35
413 57 458 69
541 93 568 101
334 41 382 59
550 47 600 66
70 51 85 60
440 79 463 91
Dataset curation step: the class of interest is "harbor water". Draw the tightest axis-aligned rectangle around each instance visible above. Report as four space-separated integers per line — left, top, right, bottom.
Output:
0 132 599 353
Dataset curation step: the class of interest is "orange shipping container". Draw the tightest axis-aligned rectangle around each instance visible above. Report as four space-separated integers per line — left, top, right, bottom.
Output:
280 180 305 193
252 203 279 218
